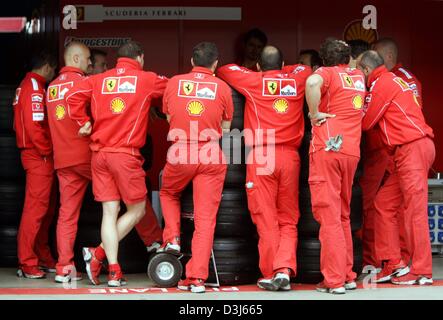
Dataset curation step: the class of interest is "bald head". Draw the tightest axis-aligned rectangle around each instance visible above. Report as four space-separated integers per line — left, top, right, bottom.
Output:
373 37 398 70
64 41 91 73
258 46 283 71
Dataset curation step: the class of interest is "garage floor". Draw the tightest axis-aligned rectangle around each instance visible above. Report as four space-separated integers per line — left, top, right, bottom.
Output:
0 255 442 300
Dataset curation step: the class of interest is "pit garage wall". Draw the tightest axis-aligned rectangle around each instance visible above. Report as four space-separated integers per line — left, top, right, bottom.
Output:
59 0 443 188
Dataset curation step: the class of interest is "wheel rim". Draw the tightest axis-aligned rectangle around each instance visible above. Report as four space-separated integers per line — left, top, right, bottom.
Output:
156 261 175 281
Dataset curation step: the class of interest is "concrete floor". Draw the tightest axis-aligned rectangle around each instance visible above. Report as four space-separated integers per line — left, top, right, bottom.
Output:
1 256 443 300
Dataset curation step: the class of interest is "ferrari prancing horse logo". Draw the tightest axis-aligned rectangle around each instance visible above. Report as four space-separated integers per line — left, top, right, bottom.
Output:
267 81 278 95
106 79 117 92
183 82 194 95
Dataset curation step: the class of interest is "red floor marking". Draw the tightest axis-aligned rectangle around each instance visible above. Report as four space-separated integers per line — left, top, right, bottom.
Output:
0 281 442 295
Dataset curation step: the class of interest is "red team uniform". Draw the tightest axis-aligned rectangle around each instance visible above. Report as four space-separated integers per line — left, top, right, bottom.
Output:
217 63 311 280
13 72 56 276
308 65 365 289
160 66 233 282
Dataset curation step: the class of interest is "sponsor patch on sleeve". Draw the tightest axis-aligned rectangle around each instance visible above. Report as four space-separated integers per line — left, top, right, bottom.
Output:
32 113 44 121
32 103 44 112
393 77 412 92
13 88 21 105
31 93 44 103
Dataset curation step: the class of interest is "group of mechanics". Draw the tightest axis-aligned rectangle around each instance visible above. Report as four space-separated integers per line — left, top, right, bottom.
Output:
12 30 434 294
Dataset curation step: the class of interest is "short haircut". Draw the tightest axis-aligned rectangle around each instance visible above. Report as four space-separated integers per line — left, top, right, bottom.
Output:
373 37 398 55
244 28 268 46
299 49 322 67
359 50 385 70
117 41 144 59
192 42 219 68
30 51 57 70
348 40 370 59
258 46 283 71
90 48 107 65
319 38 351 67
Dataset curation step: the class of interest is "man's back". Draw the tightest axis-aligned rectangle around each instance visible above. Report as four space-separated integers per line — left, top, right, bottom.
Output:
46 66 90 169
217 64 311 148
66 57 167 152
310 65 365 157
164 66 233 143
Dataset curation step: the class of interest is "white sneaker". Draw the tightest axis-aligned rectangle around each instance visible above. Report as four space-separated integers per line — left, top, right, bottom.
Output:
273 270 291 291
344 281 357 290
257 278 279 291
316 282 346 294
146 241 161 253
55 273 83 283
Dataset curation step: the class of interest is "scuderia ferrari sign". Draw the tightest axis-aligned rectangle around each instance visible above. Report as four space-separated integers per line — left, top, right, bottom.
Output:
73 6 242 22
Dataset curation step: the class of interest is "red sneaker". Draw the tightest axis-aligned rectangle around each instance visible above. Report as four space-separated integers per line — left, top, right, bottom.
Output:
177 278 205 293
157 237 181 255
391 273 433 285
107 269 127 287
374 261 409 283
17 266 46 279
82 247 104 285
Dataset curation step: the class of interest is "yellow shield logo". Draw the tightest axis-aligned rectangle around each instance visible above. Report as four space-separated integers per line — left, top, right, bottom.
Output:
49 87 58 100
273 99 289 114
106 79 117 92
183 82 194 95
352 95 363 110
110 98 126 114
55 105 66 120
267 81 278 95
187 101 204 116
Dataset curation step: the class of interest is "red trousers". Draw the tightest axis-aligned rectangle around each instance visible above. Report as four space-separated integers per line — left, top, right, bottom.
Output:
309 150 358 288
55 163 91 272
359 148 390 268
160 160 226 280
17 149 56 268
246 146 300 278
374 137 435 276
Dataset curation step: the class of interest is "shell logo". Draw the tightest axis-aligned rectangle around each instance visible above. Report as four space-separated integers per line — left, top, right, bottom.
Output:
55 104 66 120
343 20 378 45
110 97 126 114
187 100 204 116
353 95 363 110
273 99 289 114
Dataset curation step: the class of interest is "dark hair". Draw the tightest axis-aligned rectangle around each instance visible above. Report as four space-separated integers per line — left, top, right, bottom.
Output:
90 49 107 65
348 40 370 59
319 38 351 67
192 42 219 68
359 50 384 70
244 28 268 46
30 51 57 70
117 41 144 59
258 46 283 71
299 49 322 67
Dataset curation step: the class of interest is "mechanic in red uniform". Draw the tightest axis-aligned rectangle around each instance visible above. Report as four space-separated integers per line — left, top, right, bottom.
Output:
158 42 233 293
82 46 164 254
45 42 91 283
66 41 168 287
305 39 365 294
218 46 312 291
13 52 57 279
359 50 434 285
371 37 422 266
